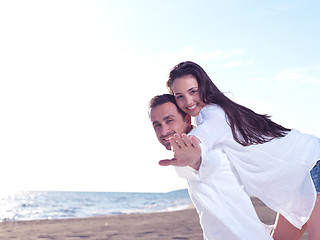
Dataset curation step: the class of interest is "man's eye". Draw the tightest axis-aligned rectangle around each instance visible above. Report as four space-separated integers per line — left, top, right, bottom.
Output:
154 124 161 129
167 119 173 124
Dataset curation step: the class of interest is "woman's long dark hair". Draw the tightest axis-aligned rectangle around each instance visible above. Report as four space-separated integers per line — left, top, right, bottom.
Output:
167 61 291 146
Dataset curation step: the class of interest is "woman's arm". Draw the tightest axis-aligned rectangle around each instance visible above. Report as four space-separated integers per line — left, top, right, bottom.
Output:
189 105 232 148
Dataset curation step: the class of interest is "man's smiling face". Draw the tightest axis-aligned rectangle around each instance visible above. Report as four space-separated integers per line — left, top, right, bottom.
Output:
150 102 191 150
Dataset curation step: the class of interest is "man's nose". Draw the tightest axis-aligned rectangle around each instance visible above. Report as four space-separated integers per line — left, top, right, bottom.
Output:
161 124 170 136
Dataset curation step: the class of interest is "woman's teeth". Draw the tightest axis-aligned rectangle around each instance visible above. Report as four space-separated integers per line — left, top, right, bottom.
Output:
187 105 196 110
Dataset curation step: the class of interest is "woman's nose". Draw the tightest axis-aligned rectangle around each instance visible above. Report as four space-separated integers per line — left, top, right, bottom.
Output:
185 95 192 105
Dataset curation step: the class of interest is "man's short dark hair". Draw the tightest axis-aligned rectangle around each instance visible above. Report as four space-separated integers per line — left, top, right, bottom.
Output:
148 94 187 119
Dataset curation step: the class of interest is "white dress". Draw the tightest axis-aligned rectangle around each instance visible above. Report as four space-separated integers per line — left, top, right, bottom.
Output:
175 145 273 240
189 104 320 229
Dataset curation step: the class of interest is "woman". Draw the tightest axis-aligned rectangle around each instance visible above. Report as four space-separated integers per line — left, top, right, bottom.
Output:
165 61 320 240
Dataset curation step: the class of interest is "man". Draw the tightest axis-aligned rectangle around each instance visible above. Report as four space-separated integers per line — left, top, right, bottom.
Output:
149 94 272 240
148 93 201 169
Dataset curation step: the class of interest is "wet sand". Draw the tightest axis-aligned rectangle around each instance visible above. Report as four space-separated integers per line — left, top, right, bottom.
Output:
0 198 308 240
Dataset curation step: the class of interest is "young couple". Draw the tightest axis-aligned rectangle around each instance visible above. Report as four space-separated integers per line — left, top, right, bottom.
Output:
149 61 320 240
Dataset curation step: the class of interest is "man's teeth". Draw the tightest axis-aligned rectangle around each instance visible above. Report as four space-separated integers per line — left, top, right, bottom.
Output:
187 105 196 110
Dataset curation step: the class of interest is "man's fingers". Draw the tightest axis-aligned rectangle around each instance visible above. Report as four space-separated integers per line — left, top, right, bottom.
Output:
172 134 190 150
159 158 178 166
181 133 192 147
169 136 180 150
190 135 201 147
170 134 185 151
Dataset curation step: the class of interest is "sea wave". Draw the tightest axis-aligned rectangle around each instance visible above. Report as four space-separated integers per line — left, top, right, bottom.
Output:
0 189 191 221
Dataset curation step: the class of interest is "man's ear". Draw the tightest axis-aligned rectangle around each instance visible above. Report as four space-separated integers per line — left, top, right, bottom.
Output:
184 114 191 125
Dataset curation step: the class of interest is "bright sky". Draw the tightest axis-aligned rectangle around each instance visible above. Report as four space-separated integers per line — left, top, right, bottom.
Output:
1 0 319 193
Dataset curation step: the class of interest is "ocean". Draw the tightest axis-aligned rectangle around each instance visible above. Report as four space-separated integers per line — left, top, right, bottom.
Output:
0 189 191 222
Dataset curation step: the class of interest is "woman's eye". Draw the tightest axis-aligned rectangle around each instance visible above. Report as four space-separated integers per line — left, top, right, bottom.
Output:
176 95 182 99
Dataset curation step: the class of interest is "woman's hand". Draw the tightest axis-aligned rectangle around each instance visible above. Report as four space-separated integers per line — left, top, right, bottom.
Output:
159 133 202 170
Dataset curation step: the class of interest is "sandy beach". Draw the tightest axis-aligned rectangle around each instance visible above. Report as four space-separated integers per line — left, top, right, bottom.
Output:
0 197 308 240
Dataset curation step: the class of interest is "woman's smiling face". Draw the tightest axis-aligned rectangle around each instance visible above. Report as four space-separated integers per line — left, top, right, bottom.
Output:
171 75 205 117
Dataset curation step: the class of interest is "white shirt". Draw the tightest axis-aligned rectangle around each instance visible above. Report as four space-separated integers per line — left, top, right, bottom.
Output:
175 146 273 240
189 104 320 229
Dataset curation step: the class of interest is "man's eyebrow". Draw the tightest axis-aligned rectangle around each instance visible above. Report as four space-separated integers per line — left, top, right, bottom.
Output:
152 114 175 126
163 115 175 121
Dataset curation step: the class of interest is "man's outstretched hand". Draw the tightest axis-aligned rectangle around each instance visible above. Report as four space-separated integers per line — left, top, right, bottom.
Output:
159 133 201 170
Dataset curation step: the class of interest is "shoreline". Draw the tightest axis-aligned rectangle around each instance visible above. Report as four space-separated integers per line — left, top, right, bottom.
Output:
0 198 308 240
